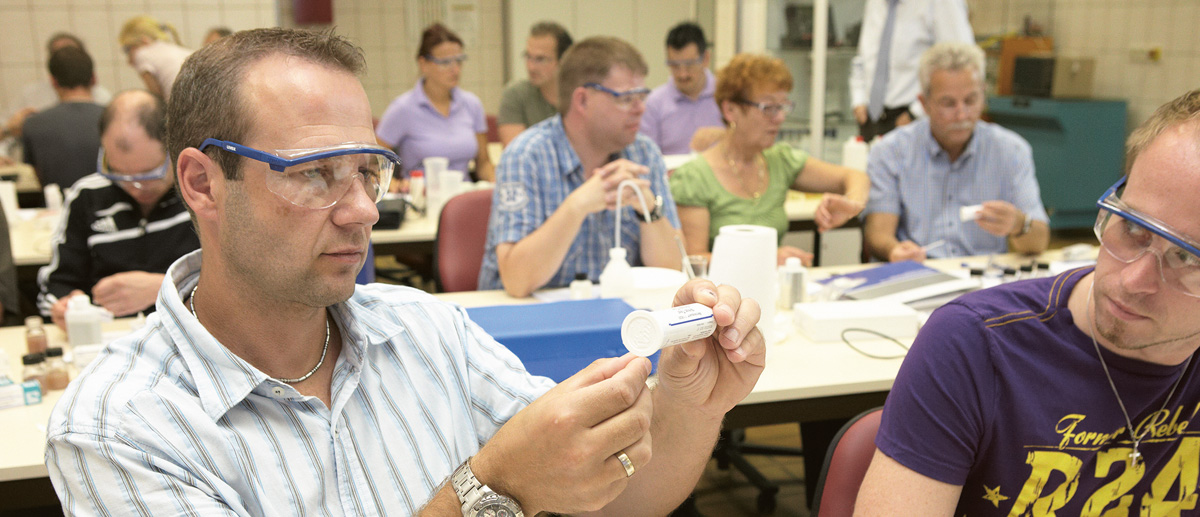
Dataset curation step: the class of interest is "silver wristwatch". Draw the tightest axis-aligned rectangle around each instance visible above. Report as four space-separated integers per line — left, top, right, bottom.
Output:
451 457 524 517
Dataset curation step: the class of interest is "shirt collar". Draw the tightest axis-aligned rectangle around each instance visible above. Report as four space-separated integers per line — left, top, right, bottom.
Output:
547 115 583 178
922 118 981 164
159 250 407 421
414 77 459 113
671 69 716 101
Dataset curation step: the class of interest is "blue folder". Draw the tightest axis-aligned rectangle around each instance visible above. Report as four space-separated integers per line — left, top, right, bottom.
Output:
466 298 657 382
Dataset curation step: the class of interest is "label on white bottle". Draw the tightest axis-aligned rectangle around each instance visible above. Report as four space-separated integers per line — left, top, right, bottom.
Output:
621 303 717 357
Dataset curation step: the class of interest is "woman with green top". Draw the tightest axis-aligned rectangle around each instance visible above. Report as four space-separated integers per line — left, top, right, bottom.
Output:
669 53 869 265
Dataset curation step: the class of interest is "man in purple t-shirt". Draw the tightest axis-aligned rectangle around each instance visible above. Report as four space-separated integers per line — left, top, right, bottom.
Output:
639 22 723 156
857 89 1200 515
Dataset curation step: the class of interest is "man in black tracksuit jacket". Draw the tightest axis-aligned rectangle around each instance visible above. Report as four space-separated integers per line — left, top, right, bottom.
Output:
37 90 199 328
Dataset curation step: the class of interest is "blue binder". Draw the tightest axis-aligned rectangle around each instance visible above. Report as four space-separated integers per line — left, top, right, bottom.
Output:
466 299 656 382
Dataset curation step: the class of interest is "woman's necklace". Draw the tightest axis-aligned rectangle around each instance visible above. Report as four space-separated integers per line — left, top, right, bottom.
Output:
723 144 767 201
1086 282 1193 469
189 283 330 384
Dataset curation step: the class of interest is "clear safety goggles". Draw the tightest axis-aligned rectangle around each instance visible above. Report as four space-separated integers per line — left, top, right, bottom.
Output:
1094 176 1200 297
198 139 399 209
97 147 171 187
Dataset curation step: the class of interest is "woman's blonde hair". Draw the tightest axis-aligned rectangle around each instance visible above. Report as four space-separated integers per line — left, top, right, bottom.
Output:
119 15 182 47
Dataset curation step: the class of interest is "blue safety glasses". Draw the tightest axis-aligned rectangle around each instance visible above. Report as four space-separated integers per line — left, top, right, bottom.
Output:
1094 176 1200 297
584 83 651 110
198 139 399 210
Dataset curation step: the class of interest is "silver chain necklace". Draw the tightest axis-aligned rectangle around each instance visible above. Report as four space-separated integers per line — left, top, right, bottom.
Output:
189 284 330 384
1086 282 1193 469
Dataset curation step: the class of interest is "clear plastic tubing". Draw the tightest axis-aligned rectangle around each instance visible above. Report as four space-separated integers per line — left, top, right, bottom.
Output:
621 303 717 357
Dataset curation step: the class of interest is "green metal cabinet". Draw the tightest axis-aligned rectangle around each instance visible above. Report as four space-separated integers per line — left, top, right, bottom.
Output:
986 96 1126 229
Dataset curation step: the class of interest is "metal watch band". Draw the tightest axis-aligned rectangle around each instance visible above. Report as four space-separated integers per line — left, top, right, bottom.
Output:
1016 212 1033 236
451 458 523 517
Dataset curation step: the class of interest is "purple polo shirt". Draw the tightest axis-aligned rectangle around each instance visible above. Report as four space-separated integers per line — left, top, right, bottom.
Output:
639 69 722 155
376 79 486 179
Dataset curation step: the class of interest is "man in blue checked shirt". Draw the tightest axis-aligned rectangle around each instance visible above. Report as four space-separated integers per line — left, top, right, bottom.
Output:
863 42 1050 262
45 28 766 517
478 36 684 298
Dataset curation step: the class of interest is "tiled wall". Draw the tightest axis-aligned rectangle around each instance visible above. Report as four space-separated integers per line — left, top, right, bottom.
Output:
304 0 506 119
967 0 1200 130
0 0 277 115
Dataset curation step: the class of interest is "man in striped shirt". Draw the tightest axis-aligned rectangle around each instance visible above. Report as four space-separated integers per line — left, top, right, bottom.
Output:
46 28 766 516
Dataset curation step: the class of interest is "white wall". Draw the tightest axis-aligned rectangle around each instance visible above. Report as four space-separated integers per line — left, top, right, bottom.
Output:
0 0 277 115
506 0 697 90
967 0 1200 131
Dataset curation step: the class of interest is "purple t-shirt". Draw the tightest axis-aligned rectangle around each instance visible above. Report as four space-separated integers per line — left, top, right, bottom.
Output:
376 79 486 179
878 267 1200 514
639 69 722 155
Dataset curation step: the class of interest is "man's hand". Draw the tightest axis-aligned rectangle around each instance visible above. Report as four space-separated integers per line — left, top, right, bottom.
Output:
567 159 651 216
656 280 765 417
888 241 926 263
778 246 813 266
975 200 1022 237
50 290 86 330
814 193 865 233
895 111 913 126
853 105 868 125
92 271 165 317
471 354 654 515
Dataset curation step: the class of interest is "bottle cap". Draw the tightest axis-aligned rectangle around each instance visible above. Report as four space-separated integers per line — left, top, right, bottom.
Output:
574 272 588 281
25 316 43 328
784 257 802 268
621 311 665 357
1019 264 1034 272
45 347 64 358
410 169 424 178
608 247 627 260
23 353 45 365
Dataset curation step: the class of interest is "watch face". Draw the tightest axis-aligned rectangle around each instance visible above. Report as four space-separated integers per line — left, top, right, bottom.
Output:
477 502 516 517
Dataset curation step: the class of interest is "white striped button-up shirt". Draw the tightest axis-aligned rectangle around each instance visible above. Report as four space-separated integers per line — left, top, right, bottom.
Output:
45 250 556 515
864 119 1049 258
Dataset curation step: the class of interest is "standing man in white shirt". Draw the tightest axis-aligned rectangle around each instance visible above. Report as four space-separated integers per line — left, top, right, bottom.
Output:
850 0 973 140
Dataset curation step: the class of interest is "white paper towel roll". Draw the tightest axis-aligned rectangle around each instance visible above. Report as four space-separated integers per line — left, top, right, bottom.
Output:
708 224 778 341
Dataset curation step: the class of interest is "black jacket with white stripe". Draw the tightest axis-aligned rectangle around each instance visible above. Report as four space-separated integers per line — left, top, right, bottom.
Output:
37 174 200 315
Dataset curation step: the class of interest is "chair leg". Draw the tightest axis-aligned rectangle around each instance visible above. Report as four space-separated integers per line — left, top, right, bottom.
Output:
712 428 802 515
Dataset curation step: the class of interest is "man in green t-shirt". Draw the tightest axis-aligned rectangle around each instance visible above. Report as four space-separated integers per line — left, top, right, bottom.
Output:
497 21 572 146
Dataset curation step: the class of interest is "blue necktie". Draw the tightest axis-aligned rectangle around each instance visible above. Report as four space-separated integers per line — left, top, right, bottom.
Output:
868 0 899 121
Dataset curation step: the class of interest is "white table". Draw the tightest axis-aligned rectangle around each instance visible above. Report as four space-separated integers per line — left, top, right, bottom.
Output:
0 250 1089 512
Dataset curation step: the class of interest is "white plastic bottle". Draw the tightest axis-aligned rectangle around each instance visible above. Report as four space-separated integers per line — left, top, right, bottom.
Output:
841 135 870 170
569 273 594 300
599 248 634 299
777 257 808 310
66 295 103 349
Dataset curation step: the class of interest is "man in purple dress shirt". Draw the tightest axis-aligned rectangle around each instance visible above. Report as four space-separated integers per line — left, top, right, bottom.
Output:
639 22 723 156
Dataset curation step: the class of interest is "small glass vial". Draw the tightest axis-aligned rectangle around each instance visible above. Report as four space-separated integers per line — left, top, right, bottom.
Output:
22 353 46 387
25 316 47 355
43 347 69 391
569 273 593 300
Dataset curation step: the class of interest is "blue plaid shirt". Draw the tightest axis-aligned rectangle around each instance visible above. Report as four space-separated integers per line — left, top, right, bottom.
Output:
46 250 555 515
864 119 1048 258
478 115 680 291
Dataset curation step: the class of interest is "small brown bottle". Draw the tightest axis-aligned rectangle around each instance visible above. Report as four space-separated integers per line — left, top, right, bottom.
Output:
25 316 47 355
43 347 69 391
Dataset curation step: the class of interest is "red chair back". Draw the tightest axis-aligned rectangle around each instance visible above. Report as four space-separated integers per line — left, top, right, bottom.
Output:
486 114 500 143
436 188 493 292
811 407 884 516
